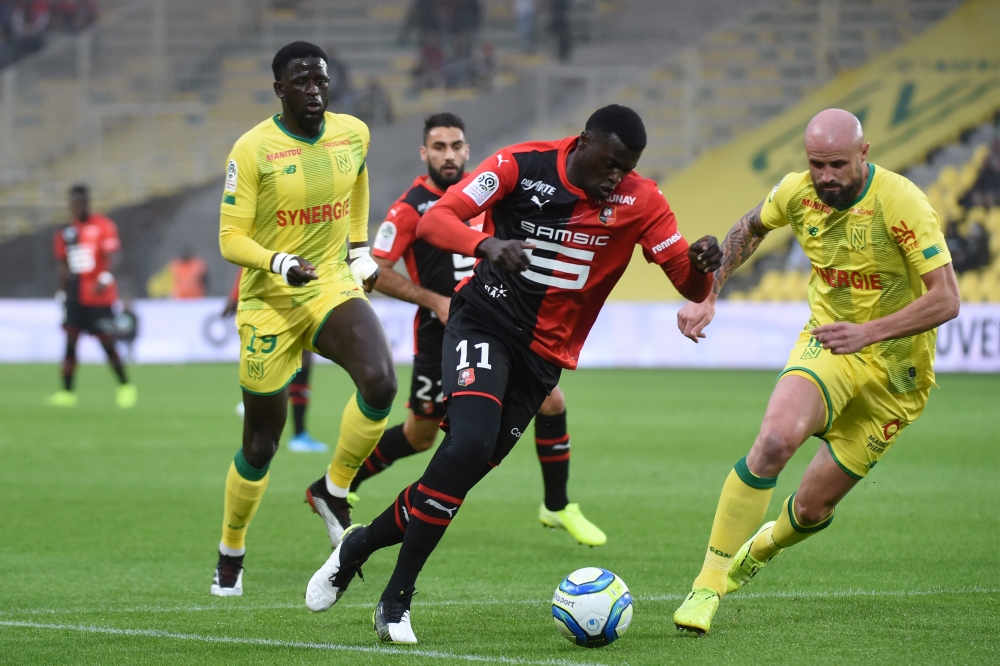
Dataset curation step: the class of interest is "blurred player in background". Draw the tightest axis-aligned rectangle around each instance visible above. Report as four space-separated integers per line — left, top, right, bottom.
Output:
305 105 721 644
49 184 136 409
672 109 960 635
356 112 605 546
211 41 396 597
223 270 328 452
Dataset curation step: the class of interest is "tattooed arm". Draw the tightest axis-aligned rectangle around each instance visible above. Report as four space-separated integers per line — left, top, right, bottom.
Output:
677 200 770 342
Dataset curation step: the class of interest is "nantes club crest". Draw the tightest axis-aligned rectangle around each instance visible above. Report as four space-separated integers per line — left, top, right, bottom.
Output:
246 357 266 381
849 221 868 252
599 205 617 225
335 151 353 174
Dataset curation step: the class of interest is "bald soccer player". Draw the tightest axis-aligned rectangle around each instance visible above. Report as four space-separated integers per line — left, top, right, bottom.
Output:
672 108 960 634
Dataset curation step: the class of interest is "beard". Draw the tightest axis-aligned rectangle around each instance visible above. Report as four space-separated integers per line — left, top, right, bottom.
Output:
428 163 464 190
814 172 864 209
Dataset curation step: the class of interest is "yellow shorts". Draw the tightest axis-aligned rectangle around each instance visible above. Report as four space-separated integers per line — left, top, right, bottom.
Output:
236 277 366 395
780 330 929 479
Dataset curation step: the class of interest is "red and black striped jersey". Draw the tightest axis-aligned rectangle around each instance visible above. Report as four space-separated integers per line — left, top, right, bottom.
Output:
418 135 705 370
372 174 480 356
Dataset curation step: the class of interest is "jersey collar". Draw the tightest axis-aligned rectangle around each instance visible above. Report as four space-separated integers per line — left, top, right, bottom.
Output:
835 164 876 211
272 114 326 145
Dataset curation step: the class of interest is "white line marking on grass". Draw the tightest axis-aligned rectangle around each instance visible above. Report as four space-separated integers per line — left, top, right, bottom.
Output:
0 621 605 666
2 586 995 618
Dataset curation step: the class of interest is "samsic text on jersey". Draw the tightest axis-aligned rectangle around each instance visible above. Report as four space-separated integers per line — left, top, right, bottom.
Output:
372 175 478 355
425 136 692 369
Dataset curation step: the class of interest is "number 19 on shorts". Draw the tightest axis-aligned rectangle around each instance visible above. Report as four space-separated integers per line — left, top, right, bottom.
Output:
455 340 492 370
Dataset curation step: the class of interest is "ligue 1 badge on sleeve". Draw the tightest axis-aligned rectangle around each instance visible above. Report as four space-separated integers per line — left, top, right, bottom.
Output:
458 368 475 387
599 205 616 225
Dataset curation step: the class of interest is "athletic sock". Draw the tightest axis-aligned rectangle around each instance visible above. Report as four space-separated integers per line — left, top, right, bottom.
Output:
99 337 128 384
534 410 570 511
327 392 391 494
749 492 835 561
381 455 478 601
220 450 271 553
350 424 419 491
61 357 76 392
693 456 777 597
289 372 310 436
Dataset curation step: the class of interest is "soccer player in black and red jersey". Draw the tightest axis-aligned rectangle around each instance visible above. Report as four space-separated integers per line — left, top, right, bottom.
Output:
352 112 606 546
49 185 136 409
305 105 722 644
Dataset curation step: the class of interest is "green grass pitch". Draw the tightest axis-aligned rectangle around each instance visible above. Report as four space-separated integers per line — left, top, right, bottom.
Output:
0 363 997 665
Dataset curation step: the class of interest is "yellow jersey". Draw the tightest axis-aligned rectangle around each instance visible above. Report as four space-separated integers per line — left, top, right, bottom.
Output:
760 164 952 393
221 112 370 309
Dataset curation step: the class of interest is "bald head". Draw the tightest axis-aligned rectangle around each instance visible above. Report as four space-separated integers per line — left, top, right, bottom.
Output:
804 108 870 208
805 108 864 152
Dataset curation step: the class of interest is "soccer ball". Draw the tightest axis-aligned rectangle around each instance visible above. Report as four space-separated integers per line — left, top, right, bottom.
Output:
551 567 633 648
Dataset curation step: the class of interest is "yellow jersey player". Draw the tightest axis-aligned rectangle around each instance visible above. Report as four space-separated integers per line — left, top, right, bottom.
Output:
673 108 960 633
211 41 397 597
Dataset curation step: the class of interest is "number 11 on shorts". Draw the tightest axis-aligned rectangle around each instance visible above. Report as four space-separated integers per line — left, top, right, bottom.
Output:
455 340 492 370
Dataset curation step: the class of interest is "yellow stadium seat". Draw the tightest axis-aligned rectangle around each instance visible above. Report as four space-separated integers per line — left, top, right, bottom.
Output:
958 271 983 303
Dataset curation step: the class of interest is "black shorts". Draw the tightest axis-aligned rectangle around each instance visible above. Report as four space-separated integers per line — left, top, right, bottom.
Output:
63 301 114 336
409 352 446 420
440 293 561 466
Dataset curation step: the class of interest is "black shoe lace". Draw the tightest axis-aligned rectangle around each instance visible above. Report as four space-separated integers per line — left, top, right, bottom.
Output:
384 588 416 624
217 554 244 587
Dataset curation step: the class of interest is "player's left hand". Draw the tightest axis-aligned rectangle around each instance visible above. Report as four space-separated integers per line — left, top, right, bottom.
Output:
349 247 381 293
811 321 874 355
689 236 722 274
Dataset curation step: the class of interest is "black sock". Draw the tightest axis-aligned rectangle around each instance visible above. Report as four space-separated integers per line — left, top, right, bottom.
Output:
535 411 570 511
289 378 309 436
62 357 76 391
351 424 419 491
100 338 128 384
380 456 478 601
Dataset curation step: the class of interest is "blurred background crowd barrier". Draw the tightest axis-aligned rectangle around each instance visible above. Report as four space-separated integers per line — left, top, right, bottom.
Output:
0 0 996 369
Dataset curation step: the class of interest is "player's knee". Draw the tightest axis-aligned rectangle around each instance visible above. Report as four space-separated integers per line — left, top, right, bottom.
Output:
537 387 565 416
755 429 799 468
794 494 835 526
243 432 278 468
358 371 397 411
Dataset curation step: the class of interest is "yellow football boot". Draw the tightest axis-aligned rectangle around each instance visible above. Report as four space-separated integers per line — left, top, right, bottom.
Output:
48 390 78 407
727 521 781 594
539 502 607 546
116 383 138 408
673 587 720 635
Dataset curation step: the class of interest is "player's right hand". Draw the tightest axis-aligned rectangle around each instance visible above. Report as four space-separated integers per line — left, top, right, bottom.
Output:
477 237 535 273
677 295 717 343
221 299 238 318
431 293 451 325
272 252 317 287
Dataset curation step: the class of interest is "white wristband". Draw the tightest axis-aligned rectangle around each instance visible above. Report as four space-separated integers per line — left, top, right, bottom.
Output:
96 271 114 286
270 252 300 285
348 247 379 287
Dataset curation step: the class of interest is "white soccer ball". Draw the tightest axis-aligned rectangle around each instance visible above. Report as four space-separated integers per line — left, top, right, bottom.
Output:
235 401 245 418
552 567 633 648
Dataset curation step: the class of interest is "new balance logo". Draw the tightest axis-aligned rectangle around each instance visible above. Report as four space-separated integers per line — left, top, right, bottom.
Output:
531 195 549 209
424 498 457 517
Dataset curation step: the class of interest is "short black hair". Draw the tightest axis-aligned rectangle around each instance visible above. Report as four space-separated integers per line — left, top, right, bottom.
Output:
69 184 88 197
272 41 328 81
423 112 466 143
584 104 647 152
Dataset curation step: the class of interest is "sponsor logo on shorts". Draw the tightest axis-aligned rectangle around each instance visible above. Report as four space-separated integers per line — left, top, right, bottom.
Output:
881 419 900 440
463 171 500 206
457 368 475 386
599 205 617 225
483 283 507 298
510 427 523 438
867 435 887 454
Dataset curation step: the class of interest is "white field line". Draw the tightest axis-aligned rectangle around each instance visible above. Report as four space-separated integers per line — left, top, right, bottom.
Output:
0 620 605 666
1 586 995 618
